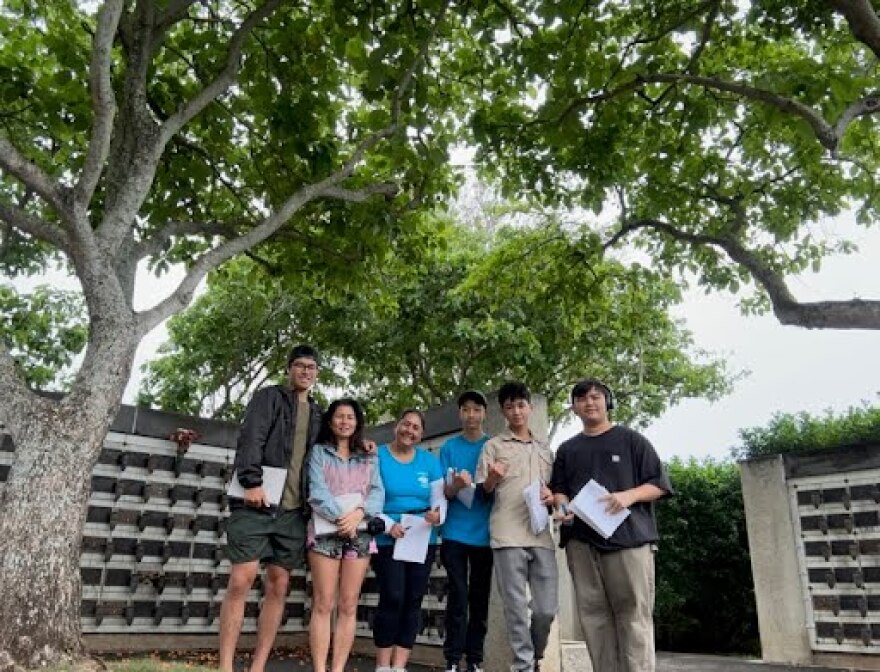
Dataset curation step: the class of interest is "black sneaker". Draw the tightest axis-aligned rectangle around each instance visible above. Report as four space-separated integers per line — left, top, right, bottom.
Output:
466 663 483 672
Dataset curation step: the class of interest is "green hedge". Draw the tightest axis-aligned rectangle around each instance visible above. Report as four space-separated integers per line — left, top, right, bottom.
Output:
652 404 880 654
734 403 880 459
655 458 759 654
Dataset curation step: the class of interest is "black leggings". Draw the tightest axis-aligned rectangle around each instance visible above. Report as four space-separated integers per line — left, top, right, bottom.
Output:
371 543 437 648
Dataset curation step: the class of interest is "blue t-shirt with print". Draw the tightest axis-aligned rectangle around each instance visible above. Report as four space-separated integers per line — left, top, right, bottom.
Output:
439 433 491 547
376 444 444 546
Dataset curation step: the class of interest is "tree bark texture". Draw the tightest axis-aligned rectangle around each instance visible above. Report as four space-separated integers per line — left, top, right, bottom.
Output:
0 334 137 670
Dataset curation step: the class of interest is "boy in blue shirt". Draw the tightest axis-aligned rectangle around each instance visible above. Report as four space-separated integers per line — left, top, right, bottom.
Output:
440 391 493 672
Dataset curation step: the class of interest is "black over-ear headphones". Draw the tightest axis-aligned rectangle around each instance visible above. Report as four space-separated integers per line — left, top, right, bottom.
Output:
597 380 614 411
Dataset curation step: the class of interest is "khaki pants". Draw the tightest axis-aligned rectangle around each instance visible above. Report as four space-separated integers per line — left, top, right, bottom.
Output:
565 539 655 672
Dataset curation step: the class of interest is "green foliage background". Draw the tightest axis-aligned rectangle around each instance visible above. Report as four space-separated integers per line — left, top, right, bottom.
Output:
736 403 880 459
655 403 880 654
655 458 758 655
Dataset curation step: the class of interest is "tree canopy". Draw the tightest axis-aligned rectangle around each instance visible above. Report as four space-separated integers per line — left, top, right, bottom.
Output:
0 283 87 391
139 213 733 435
467 0 880 329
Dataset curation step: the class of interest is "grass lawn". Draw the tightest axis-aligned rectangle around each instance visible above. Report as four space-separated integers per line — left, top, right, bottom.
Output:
36 661 217 672
107 662 217 672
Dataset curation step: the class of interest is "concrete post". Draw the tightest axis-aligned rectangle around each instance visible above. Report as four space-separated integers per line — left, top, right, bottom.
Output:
739 456 811 664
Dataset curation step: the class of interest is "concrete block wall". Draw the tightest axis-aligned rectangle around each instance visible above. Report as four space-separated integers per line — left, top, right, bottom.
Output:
1 394 572 672
741 444 880 671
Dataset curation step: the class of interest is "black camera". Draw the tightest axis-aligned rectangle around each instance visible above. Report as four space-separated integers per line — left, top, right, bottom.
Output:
364 515 386 536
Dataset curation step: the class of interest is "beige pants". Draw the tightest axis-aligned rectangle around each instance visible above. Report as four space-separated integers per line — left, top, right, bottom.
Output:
565 539 655 672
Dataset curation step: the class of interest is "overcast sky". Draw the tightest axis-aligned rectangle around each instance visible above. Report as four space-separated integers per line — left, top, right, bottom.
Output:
554 216 880 462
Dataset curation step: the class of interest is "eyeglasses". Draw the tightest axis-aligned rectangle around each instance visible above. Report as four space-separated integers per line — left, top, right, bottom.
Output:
291 362 318 372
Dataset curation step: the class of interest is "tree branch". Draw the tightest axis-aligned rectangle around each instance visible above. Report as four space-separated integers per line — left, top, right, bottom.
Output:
0 201 70 250
320 183 399 202
75 0 125 208
554 70 862 154
0 136 69 217
135 2 450 335
134 173 388 335
606 218 880 330
830 0 880 60
130 219 244 261
833 92 880 143
685 0 721 74
155 0 201 36
159 0 283 144
637 74 838 150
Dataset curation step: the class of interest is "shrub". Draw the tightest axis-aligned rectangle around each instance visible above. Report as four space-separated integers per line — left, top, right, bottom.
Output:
655 457 759 654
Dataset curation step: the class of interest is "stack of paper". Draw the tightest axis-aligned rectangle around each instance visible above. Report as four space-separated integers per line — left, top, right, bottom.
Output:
226 466 287 506
569 479 630 539
393 514 433 563
312 493 364 536
522 479 550 535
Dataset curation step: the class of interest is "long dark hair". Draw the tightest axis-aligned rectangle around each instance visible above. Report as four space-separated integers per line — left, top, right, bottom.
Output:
317 398 366 454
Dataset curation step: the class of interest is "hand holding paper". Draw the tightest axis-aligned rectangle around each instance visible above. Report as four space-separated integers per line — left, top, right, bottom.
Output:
226 466 287 507
393 513 432 563
312 493 364 537
446 468 476 508
569 479 630 539
600 490 633 515
522 479 550 535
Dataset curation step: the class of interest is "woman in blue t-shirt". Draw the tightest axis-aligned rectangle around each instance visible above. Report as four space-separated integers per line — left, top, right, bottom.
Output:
373 409 446 672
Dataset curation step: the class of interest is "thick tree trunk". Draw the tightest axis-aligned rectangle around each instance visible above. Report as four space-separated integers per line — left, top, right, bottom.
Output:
0 334 137 670
0 425 95 668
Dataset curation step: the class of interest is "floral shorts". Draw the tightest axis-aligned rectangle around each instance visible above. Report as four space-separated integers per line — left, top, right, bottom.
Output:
307 531 375 560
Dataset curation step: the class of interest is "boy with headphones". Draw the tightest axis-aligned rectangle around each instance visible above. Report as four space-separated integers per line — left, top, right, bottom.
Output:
551 378 672 672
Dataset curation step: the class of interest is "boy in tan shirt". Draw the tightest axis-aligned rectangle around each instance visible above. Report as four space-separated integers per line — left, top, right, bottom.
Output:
476 382 557 672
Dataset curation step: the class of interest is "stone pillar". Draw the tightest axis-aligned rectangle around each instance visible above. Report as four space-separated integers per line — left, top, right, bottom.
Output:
739 456 811 664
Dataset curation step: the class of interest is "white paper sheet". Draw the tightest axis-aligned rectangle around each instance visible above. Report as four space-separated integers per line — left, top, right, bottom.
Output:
456 484 476 508
445 468 476 509
312 492 364 536
569 479 630 539
522 479 550 535
226 466 288 506
392 513 433 563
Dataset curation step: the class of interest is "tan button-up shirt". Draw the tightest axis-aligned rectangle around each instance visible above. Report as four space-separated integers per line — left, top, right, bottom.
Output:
477 429 555 550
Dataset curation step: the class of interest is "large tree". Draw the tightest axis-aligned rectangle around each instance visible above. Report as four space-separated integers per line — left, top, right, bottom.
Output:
139 216 733 434
0 1 468 667
469 0 880 329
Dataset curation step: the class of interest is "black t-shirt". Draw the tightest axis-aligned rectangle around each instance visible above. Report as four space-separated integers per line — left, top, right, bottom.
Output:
550 425 673 552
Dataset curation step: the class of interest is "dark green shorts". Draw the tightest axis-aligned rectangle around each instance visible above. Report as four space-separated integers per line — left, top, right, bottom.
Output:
225 507 307 569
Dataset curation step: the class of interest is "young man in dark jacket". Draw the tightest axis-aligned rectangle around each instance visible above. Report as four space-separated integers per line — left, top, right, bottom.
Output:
219 344 323 672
